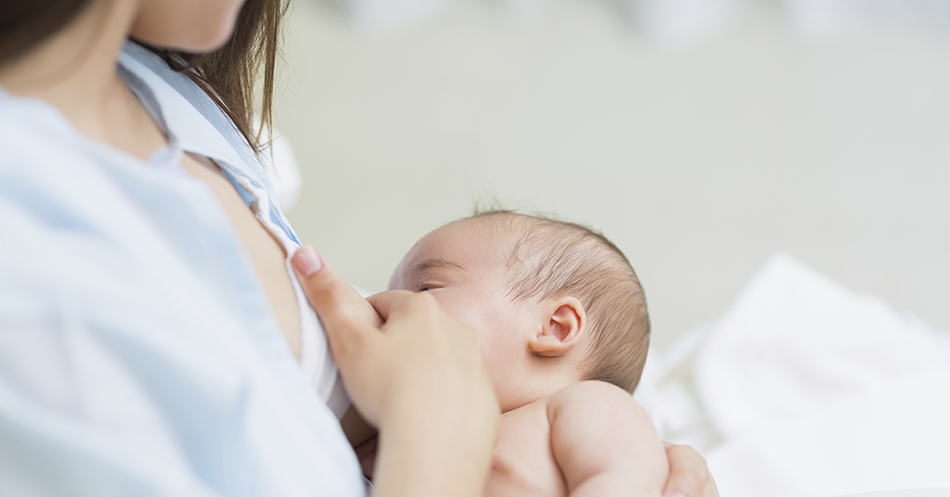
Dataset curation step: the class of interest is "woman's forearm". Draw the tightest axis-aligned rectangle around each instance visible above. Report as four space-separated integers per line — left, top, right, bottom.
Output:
372 412 495 497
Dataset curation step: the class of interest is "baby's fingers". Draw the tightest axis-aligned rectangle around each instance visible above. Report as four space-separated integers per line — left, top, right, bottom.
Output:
292 246 381 360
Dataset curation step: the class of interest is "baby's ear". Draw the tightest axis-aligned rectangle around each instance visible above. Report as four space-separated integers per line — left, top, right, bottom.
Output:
529 297 586 358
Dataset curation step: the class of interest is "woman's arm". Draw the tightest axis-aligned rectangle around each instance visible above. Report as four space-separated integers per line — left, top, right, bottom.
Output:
293 247 499 497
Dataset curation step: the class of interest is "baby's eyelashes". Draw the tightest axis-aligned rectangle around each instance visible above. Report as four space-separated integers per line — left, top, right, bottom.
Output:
414 281 444 292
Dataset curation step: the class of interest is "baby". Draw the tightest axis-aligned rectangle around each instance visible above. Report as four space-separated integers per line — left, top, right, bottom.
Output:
343 210 667 496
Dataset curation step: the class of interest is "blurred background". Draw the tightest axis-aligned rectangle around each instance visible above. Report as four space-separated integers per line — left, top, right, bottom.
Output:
274 0 949 351
271 1 950 494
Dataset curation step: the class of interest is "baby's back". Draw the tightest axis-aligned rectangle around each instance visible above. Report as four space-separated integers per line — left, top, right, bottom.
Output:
487 381 668 497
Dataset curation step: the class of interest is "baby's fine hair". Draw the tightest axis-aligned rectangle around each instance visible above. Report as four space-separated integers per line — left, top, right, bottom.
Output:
464 209 650 394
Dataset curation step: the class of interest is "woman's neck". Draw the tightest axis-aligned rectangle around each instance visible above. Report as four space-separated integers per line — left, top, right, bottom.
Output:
0 0 167 159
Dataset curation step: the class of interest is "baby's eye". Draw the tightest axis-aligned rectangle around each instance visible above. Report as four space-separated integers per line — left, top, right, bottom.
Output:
415 281 443 292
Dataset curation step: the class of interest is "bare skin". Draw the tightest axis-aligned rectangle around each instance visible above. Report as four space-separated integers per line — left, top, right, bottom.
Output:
331 216 719 497
293 253 499 497
489 381 668 497
304 242 720 497
386 217 669 496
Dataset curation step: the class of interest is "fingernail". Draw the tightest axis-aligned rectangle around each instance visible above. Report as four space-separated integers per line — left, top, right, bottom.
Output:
294 246 323 276
664 492 687 497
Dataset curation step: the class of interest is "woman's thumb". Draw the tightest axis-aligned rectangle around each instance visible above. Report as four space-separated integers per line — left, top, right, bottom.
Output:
292 246 380 352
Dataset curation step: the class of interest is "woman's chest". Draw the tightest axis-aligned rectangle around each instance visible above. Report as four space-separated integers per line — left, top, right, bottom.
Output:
179 153 302 358
487 401 567 497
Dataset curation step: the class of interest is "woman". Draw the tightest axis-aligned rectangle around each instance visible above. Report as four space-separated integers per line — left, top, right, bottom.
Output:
0 0 716 495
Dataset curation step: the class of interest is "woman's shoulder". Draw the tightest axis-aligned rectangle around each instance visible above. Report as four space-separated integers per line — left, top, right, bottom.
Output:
0 91 88 174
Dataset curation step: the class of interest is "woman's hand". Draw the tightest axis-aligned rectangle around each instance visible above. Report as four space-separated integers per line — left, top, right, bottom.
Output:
293 247 499 497
663 442 719 497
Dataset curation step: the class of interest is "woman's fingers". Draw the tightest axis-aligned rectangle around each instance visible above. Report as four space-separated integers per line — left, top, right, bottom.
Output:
293 247 498 495
364 289 410 321
366 289 438 324
663 442 718 497
291 246 381 360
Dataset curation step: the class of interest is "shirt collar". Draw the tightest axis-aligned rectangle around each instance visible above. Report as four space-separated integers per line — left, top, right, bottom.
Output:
117 42 275 196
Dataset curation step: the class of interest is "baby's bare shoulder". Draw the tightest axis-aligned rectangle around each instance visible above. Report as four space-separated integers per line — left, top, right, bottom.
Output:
547 380 642 418
546 381 668 495
546 380 657 449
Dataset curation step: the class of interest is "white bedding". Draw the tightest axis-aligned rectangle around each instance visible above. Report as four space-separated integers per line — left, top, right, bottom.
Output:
635 254 950 497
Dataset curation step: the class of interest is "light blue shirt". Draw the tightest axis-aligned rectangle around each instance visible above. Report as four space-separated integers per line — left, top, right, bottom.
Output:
0 43 365 496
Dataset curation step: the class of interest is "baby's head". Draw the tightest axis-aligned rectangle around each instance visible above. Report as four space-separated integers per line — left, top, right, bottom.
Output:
390 211 650 412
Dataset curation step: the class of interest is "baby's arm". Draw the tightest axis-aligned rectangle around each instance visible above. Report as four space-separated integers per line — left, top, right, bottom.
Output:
549 381 669 497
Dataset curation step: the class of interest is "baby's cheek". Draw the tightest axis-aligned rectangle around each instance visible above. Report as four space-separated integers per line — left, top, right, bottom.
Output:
428 294 468 324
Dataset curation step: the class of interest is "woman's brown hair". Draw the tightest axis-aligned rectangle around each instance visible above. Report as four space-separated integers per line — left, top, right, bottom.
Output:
0 0 286 153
